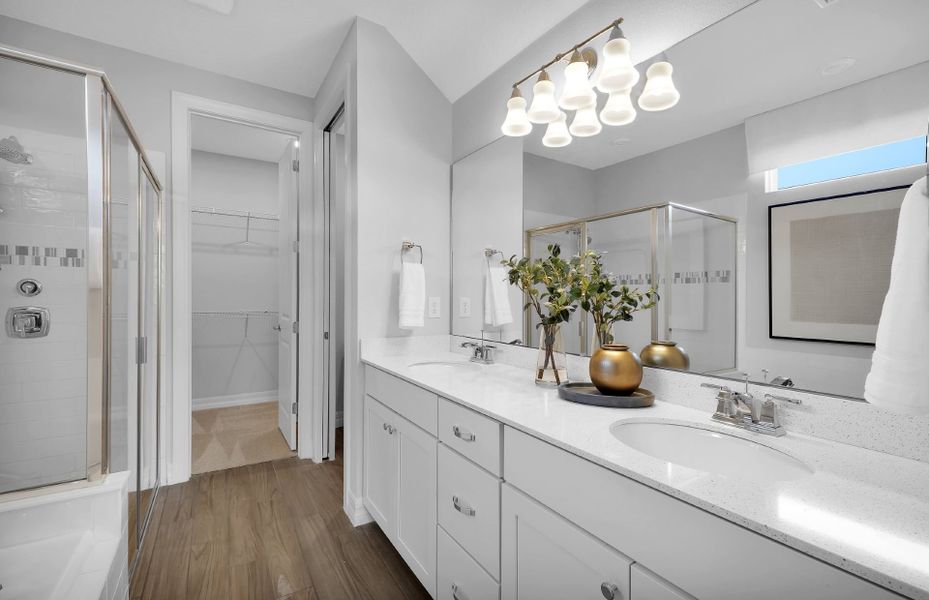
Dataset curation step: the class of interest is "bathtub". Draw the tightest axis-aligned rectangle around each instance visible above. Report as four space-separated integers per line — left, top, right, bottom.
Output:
0 471 129 600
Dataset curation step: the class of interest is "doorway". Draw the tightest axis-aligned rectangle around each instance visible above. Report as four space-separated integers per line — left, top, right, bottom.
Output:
322 105 347 461
188 116 299 474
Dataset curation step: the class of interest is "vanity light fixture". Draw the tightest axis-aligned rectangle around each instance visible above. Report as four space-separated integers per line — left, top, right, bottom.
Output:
542 112 572 148
596 27 639 93
501 17 680 145
638 57 680 112
600 88 637 126
527 71 561 124
570 100 603 137
500 87 533 137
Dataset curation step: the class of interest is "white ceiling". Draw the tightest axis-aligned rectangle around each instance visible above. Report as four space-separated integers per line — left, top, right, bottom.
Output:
525 0 929 169
191 114 295 163
0 0 588 101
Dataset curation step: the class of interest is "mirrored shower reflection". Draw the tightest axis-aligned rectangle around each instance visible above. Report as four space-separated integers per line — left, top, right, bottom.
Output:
525 204 737 370
0 50 163 569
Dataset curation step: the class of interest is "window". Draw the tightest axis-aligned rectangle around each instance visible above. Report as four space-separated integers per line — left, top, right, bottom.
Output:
769 136 928 191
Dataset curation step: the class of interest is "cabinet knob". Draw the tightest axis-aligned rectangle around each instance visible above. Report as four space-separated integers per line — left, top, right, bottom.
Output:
601 582 619 600
452 495 476 517
452 425 476 442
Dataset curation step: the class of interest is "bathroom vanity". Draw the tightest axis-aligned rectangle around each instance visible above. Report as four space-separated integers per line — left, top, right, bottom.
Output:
361 341 929 600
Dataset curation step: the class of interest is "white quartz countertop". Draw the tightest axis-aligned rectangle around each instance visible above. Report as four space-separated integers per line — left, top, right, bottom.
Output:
361 348 929 600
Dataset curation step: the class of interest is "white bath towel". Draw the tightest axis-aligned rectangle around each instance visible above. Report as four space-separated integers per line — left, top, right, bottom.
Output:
864 176 929 413
484 264 514 327
399 261 425 329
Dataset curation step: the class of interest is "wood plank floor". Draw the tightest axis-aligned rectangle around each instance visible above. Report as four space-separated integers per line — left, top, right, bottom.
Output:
130 430 430 600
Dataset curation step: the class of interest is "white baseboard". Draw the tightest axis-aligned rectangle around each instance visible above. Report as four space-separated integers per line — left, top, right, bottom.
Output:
344 490 373 527
193 390 277 411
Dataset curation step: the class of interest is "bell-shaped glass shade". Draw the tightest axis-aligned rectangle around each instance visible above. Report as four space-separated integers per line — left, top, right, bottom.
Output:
527 78 561 124
500 95 532 136
596 36 639 93
559 57 597 111
600 89 636 126
542 111 572 148
638 61 680 112
569 100 602 138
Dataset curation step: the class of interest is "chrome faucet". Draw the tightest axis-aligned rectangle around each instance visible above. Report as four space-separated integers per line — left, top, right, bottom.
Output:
461 332 496 364
700 375 795 437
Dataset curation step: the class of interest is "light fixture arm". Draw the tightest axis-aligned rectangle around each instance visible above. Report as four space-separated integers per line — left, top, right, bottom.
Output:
512 17 624 89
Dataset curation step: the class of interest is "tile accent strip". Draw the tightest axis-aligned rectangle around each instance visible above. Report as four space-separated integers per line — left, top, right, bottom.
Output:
613 269 733 286
0 244 85 267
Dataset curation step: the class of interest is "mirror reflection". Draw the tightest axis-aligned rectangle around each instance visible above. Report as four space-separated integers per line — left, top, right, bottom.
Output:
451 0 929 399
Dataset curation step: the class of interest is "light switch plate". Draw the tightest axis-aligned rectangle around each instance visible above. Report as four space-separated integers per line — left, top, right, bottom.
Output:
428 297 441 319
459 297 471 318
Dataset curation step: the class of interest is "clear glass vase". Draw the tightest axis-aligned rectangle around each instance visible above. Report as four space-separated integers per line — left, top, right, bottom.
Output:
536 324 568 387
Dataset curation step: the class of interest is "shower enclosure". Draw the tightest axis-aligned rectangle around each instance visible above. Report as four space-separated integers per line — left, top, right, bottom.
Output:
525 203 737 373
0 46 163 569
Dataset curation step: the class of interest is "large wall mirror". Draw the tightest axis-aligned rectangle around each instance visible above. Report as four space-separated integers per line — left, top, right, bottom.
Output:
451 0 929 399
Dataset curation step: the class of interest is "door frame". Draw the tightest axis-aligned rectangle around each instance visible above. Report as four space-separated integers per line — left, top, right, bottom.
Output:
168 92 316 485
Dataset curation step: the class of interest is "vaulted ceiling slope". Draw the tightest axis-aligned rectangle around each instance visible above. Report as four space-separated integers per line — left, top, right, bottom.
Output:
0 0 589 101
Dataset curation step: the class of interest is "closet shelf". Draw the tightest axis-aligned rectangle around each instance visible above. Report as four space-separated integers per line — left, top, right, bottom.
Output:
193 310 279 317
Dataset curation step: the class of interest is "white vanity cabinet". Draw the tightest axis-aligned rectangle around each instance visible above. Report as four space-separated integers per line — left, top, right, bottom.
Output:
501 483 632 600
363 368 438 597
361 365 905 600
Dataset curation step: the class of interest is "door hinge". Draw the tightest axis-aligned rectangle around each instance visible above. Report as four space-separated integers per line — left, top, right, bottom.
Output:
291 402 298 415
135 337 147 365
323 331 329 340
292 159 299 172
292 240 299 253
292 321 299 334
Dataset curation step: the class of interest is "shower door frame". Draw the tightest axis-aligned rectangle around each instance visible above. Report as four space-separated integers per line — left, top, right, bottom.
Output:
0 45 165 496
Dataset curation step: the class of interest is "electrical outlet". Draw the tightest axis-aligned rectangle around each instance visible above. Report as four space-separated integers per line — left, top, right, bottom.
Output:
428 297 441 319
459 297 471 318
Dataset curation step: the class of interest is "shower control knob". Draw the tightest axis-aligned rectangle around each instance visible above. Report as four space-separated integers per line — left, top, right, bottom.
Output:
16 278 42 297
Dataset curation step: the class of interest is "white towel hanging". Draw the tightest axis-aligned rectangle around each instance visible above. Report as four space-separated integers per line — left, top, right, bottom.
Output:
864 176 929 413
399 261 425 329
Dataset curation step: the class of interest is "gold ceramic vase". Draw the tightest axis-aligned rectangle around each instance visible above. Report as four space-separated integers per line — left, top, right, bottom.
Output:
589 344 642 396
640 340 690 370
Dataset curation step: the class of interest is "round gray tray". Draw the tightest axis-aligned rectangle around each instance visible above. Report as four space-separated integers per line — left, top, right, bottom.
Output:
558 382 655 408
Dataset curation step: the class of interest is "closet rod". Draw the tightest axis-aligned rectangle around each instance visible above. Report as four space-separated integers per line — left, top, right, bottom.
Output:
191 206 280 222
192 310 279 317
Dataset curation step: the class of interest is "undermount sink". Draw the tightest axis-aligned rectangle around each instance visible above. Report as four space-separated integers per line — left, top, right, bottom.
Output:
408 360 480 370
610 421 813 482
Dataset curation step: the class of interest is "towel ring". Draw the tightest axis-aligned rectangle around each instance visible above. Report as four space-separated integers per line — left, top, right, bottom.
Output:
484 248 504 260
401 241 423 264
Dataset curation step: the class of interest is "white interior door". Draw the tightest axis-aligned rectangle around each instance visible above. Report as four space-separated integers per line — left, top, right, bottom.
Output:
277 140 299 450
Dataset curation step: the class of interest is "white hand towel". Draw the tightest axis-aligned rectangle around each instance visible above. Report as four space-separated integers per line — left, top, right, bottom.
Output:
399 261 425 329
864 176 929 413
484 264 514 327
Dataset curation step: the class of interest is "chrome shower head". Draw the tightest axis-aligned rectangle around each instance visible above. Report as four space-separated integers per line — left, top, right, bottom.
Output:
0 136 33 165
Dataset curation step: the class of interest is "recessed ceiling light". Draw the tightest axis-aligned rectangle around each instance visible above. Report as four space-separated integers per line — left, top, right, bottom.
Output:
612 137 631 146
820 58 856 77
187 0 235 15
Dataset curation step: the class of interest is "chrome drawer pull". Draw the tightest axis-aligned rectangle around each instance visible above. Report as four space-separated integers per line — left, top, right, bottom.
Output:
600 582 619 600
452 425 475 442
451 583 465 600
452 495 476 517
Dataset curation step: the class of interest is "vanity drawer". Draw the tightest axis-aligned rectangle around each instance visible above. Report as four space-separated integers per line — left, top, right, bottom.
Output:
438 443 501 579
437 526 500 600
365 366 437 435
438 397 502 476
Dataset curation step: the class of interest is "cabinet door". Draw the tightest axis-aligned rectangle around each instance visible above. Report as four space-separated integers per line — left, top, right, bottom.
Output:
396 416 438 596
502 484 631 600
631 565 694 600
363 396 398 534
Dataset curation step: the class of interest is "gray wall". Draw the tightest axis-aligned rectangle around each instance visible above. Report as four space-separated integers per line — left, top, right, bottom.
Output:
523 152 597 228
